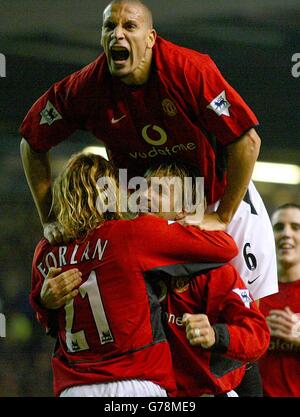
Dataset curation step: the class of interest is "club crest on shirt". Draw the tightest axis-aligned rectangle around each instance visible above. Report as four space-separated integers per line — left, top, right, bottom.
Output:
232 288 252 308
207 90 231 117
162 98 178 117
172 277 190 293
40 100 62 126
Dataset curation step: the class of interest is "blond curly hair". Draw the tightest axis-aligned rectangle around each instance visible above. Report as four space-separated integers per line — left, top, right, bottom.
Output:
53 152 122 241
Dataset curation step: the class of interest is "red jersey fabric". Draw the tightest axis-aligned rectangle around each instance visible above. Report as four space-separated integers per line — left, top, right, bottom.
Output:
159 264 270 396
259 280 300 397
20 37 258 204
30 215 238 396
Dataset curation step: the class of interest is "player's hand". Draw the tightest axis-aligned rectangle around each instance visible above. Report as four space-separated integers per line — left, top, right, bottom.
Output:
43 221 66 244
267 307 300 346
40 267 82 310
198 212 227 231
182 313 216 349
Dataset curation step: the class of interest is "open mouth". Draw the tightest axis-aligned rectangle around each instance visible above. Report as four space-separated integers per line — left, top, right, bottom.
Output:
111 47 130 62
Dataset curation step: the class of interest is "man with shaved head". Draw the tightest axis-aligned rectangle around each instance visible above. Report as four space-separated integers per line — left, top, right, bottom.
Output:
20 0 277 394
101 0 155 84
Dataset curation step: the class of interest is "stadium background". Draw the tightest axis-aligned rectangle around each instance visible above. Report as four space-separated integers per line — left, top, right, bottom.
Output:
0 0 299 396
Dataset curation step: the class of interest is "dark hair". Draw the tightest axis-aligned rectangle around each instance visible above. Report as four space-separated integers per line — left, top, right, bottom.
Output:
144 160 205 213
273 203 300 214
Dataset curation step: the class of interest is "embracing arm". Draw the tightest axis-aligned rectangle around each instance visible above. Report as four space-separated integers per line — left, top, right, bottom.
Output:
30 263 82 335
135 216 239 269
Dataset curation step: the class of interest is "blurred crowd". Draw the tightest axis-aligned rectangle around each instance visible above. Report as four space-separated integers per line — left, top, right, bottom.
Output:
0 153 53 396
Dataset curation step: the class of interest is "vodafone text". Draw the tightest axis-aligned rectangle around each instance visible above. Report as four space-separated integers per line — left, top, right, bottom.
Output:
129 142 197 160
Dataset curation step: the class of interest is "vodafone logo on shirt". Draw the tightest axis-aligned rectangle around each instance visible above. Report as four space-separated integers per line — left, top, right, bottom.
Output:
142 125 168 146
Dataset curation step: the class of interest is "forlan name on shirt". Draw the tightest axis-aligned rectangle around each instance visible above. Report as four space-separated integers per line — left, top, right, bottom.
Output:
37 239 109 278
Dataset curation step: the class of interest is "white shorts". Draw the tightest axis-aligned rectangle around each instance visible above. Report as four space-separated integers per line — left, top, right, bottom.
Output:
209 181 278 300
60 379 168 397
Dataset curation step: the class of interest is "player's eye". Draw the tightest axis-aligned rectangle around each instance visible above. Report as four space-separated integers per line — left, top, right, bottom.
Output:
104 21 115 30
273 223 284 232
125 22 137 30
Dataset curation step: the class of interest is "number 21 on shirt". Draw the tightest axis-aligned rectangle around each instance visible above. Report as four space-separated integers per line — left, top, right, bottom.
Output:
64 270 114 352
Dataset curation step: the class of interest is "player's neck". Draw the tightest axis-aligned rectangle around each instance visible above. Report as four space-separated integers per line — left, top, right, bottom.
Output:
121 50 153 86
278 263 300 283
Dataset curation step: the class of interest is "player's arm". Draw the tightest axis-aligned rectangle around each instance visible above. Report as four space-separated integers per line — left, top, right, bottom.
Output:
183 313 216 349
183 268 270 362
20 139 65 244
30 265 56 335
30 266 82 335
211 270 270 362
201 128 261 231
20 138 52 225
40 267 82 310
136 217 239 269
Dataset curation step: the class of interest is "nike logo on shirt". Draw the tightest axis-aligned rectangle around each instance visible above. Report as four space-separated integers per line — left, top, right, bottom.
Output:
111 115 126 124
248 275 261 285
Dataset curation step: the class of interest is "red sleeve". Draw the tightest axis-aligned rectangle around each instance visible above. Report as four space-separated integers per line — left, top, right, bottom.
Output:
131 216 238 271
213 265 270 362
30 240 57 334
19 76 82 153
190 56 259 145
19 56 107 153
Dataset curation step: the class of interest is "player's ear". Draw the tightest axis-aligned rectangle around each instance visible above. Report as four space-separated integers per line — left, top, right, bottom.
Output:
146 29 157 49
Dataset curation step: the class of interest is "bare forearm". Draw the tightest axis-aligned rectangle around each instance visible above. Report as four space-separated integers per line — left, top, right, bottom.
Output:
217 128 261 224
20 138 53 225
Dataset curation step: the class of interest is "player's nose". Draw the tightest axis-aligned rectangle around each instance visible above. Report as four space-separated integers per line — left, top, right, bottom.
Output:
112 24 125 40
280 224 293 237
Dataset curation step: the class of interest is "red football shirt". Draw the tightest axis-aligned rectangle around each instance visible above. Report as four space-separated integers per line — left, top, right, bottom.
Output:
259 280 300 397
20 37 258 204
159 264 270 396
30 215 238 396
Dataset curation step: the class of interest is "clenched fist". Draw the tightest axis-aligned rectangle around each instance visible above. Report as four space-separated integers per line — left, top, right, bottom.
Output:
182 313 216 349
